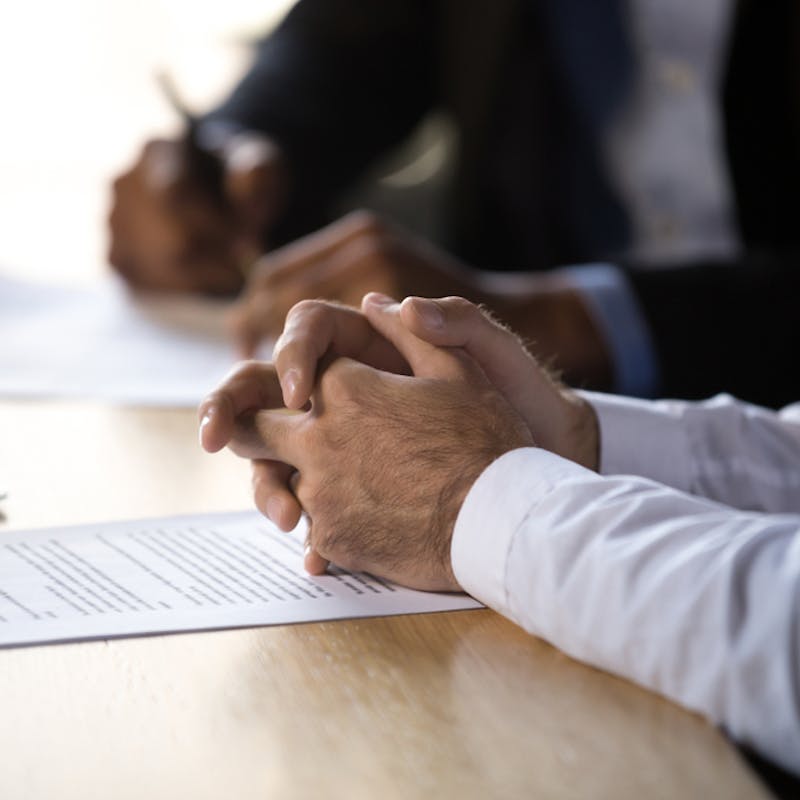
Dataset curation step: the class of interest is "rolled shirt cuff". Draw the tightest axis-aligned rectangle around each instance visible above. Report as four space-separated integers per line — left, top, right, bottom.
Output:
451 447 591 617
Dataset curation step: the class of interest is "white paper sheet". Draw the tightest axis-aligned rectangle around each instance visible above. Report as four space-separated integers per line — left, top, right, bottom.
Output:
0 511 481 648
0 274 258 406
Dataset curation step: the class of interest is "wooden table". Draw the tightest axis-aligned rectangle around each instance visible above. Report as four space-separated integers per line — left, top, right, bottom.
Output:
0 401 771 800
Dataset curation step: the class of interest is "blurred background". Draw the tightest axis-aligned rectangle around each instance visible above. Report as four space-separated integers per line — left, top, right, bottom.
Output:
0 0 294 285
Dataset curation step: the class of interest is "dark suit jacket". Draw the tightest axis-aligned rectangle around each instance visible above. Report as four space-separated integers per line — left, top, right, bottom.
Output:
209 0 800 407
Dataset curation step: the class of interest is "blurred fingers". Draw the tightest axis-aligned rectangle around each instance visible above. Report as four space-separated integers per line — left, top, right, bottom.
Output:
109 138 245 294
141 138 186 194
229 222 404 356
246 209 391 289
224 133 287 243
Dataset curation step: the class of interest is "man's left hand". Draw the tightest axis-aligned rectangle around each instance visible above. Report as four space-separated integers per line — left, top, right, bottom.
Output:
201 313 532 590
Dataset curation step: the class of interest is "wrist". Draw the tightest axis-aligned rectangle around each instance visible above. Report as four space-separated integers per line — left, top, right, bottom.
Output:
561 393 600 471
476 275 614 390
528 287 613 390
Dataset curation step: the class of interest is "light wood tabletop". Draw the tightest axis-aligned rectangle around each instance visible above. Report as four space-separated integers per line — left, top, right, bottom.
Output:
0 4 783 794
0 400 772 800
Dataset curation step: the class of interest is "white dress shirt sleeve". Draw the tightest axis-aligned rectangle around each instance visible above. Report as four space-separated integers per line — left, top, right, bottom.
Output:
451 447 800 775
582 391 800 513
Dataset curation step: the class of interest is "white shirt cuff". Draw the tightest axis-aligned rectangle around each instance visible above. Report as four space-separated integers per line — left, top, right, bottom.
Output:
451 447 590 614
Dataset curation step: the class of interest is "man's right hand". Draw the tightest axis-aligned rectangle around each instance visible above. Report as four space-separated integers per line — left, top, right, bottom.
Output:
228 211 613 389
108 132 287 295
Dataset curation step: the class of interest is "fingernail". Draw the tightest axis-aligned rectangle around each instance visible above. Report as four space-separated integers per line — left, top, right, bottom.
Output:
266 497 282 526
365 292 395 307
412 298 445 330
283 368 300 404
199 410 213 442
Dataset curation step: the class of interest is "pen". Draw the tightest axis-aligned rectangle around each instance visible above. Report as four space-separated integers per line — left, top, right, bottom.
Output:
156 71 226 206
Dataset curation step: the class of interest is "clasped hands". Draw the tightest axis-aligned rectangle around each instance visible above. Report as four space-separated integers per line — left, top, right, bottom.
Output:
199 294 599 592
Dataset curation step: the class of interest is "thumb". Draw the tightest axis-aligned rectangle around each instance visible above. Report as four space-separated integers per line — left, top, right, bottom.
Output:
360 293 471 380
398 296 577 455
398 295 558 401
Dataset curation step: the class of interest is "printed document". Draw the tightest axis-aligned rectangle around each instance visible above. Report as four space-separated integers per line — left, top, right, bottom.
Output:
0 511 480 648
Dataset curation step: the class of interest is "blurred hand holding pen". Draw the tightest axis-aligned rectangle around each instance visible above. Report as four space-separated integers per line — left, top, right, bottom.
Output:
156 71 227 209
107 72 286 295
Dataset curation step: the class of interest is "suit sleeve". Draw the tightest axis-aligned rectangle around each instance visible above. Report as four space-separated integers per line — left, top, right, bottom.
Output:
622 251 800 408
582 391 800 512
204 0 437 239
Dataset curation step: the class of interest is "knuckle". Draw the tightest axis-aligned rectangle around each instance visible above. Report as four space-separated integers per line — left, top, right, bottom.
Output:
330 551 361 573
288 297 327 323
253 460 279 488
347 212 396 260
296 480 325 521
111 174 129 193
309 519 346 564
205 386 232 412
442 295 478 321
346 209 385 236
275 300 334 352
271 332 293 364
142 136 173 153
318 359 359 402
359 232 392 263
318 368 345 401
220 360 271 398
277 300 328 349
140 138 171 166
234 359 268 382
251 470 269 500
451 296 477 313
107 246 123 269
246 253 274 285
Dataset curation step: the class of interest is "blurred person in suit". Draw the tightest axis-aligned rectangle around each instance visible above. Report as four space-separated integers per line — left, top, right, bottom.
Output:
110 0 800 407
